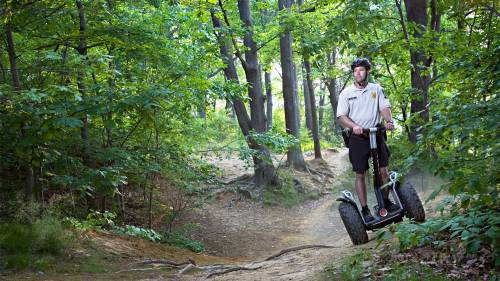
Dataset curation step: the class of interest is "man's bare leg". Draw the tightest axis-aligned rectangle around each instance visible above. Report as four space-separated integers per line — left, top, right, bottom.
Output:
380 167 390 199
355 172 368 207
356 171 374 221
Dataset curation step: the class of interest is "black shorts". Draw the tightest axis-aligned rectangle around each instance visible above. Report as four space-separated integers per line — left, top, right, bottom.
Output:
348 133 390 173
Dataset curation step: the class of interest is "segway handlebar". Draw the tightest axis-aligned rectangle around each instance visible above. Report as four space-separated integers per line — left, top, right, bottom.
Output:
343 126 386 134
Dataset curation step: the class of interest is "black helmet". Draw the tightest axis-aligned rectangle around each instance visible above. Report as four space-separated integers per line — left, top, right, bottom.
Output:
351 58 372 71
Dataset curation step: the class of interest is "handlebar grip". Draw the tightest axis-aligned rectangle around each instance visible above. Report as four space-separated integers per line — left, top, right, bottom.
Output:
344 127 386 133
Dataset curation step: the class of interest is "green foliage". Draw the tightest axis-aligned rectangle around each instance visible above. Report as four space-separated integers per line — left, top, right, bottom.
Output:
0 217 72 270
377 204 500 266
113 225 162 243
378 262 448 281
336 252 366 281
323 250 450 281
65 211 162 243
162 224 205 253
263 170 304 207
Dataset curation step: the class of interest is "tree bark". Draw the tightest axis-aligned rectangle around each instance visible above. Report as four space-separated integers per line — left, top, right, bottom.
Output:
324 50 341 132
402 0 431 143
6 23 34 203
318 84 325 133
265 71 273 130
76 0 91 163
302 66 312 131
5 25 21 92
212 7 277 191
0 47 6 83
304 60 322 159
237 0 267 133
278 0 306 170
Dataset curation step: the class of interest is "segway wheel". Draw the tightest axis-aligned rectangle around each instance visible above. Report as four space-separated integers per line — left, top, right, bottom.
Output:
399 183 425 222
338 202 368 245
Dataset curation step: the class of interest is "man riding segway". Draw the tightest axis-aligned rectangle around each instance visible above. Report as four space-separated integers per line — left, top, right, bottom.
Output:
335 58 425 245
337 58 397 222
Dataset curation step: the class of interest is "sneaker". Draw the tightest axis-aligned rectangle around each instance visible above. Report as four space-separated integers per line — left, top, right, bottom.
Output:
362 208 375 222
384 199 399 212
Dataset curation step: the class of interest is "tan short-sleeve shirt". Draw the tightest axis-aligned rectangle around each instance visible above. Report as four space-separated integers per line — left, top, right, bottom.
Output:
336 82 391 128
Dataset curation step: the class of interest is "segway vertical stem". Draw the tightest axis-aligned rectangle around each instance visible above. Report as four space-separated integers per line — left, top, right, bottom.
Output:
368 128 386 216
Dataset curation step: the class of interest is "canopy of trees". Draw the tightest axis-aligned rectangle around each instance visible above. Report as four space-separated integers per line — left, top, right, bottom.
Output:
0 0 497 264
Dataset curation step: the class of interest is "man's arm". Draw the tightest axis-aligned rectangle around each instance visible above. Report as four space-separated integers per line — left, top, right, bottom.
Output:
380 107 394 130
338 116 363 135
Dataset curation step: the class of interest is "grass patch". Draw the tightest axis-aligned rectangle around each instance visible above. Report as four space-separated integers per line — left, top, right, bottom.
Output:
322 249 451 281
162 224 205 253
263 170 305 207
0 217 72 270
77 256 110 273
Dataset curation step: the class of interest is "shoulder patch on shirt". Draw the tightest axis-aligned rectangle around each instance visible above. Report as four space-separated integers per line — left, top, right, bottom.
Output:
371 91 377 99
381 89 388 99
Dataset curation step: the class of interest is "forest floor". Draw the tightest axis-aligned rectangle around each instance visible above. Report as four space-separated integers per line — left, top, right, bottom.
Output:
1 149 465 281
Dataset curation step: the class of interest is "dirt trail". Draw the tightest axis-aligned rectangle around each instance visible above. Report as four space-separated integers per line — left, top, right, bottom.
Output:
173 148 441 281
170 149 369 280
11 149 439 281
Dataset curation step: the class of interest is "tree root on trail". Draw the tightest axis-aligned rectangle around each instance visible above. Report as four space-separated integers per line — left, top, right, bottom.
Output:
223 173 253 185
125 244 339 278
133 259 190 267
262 244 339 261
205 265 264 279
204 244 340 278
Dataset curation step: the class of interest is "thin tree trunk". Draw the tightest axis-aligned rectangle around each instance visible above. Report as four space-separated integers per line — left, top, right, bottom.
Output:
279 0 306 170
0 47 6 83
76 0 90 163
197 103 206 119
324 50 341 132
265 71 273 130
304 60 322 159
399 0 431 143
6 23 34 203
225 99 234 118
148 178 154 229
318 84 325 133
302 66 312 132
293 63 301 130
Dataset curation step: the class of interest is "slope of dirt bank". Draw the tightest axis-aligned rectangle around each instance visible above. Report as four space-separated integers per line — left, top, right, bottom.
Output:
1 148 444 281
182 149 353 260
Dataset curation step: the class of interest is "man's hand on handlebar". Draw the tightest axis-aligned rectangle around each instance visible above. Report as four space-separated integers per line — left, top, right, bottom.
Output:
385 121 395 131
352 125 363 135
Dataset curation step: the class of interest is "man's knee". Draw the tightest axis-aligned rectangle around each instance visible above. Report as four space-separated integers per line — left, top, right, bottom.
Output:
355 172 366 179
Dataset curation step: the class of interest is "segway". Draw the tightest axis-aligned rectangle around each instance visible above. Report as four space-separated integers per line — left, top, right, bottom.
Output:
337 126 425 245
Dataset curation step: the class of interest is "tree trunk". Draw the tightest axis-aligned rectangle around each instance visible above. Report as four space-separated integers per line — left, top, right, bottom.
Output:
237 0 267 134
76 0 90 164
6 23 34 203
0 47 6 83
324 50 341 132
403 0 430 143
293 64 301 130
278 0 306 170
302 66 312 132
212 7 277 191
318 84 325 133
304 60 322 159
225 99 234 118
265 71 273 130
197 102 206 119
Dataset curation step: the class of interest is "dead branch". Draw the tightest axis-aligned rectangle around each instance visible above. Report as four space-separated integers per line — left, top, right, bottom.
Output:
263 244 339 261
205 265 263 279
133 259 189 267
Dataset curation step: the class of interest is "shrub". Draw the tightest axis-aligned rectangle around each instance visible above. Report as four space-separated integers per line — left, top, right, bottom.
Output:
0 217 72 270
